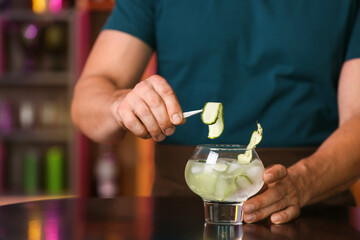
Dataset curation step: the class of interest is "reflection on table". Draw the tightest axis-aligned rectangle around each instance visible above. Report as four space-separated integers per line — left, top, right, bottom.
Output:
0 197 359 240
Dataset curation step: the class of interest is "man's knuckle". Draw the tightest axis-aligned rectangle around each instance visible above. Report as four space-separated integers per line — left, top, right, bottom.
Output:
147 95 162 107
151 128 162 136
151 77 173 95
144 123 160 134
121 112 136 127
146 75 163 86
120 100 132 111
274 164 283 172
157 115 170 126
159 86 174 96
135 81 149 91
160 122 172 132
123 117 136 129
118 109 128 119
280 166 288 176
137 106 150 117
251 198 262 209
150 74 164 82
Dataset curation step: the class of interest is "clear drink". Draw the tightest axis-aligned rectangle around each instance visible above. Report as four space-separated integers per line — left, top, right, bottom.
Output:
185 158 264 202
184 145 264 225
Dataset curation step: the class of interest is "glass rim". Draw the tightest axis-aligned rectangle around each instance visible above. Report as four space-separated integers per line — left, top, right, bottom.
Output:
196 144 254 151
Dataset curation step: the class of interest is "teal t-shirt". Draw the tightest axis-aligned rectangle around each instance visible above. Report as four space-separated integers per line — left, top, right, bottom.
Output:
104 0 360 147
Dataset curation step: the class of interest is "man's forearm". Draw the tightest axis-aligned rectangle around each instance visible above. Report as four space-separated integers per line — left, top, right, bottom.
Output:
71 76 129 143
290 113 360 206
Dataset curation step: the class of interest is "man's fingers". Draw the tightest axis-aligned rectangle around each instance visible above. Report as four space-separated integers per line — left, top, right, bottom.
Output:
270 205 300 224
264 164 287 184
148 75 184 125
137 83 175 136
243 183 287 214
128 93 164 141
244 201 300 224
119 108 148 138
118 75 182 141
243 198 288 223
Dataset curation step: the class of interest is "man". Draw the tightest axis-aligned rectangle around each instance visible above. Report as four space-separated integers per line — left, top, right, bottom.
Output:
71 0 360 224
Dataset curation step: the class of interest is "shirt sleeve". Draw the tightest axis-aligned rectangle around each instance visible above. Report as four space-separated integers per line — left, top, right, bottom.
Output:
102 0 156 50
345 1 360 61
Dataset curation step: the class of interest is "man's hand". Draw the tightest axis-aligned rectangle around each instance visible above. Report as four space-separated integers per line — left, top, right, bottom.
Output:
111 75 184 142
242 164 305 224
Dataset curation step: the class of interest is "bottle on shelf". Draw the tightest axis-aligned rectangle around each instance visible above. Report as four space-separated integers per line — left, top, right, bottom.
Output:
40 100 57 129
19 100 35 129
43 23 67 71
23 148 40 195
8 147 23 193
20 23 40 72
95 146 118 198
45 146 65 195
0 99 13 134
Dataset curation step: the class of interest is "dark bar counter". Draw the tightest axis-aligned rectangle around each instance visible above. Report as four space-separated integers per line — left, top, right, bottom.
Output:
0 197 359 240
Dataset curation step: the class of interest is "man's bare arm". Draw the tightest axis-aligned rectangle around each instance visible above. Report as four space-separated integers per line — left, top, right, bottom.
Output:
72 30 184 143
299 58 360 205
71 30 153 142
243 58 360 224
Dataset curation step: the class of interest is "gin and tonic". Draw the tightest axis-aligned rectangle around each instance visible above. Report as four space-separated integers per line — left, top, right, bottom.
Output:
185 144 264 225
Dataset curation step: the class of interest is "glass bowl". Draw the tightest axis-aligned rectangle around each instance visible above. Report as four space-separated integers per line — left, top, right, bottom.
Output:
185 144 264 225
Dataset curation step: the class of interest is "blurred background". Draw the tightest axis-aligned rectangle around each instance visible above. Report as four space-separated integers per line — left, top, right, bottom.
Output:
0 0 156 204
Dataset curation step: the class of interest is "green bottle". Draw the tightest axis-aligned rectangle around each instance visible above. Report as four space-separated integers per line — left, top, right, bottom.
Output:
45 146 64 195
23 149 40 195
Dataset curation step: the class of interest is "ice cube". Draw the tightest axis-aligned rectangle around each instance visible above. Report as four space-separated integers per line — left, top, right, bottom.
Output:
235 175 253 188
206 151 218 164
191 165 204 174
227 162 245 177
217 157 236 163
245 162 264 184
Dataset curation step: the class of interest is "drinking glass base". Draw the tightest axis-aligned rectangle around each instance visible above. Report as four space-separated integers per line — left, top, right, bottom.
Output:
203 200 243 225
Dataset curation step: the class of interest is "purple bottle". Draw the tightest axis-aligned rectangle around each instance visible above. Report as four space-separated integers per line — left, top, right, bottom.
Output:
0 99 13 135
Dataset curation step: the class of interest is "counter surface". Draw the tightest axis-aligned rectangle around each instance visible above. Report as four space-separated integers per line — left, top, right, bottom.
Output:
0 197 359 239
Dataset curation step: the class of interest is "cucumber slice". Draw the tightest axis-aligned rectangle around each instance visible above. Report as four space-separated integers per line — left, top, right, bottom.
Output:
235 175 253 188
237 150 252 164
237 123 263 163
213 178 237 201
208 104 224 139
210 162 229 172
247 123 263 149
201 102 222 125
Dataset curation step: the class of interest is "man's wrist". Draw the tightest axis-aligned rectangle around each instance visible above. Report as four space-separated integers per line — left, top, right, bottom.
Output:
110 89 130 127
288 158 313 207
